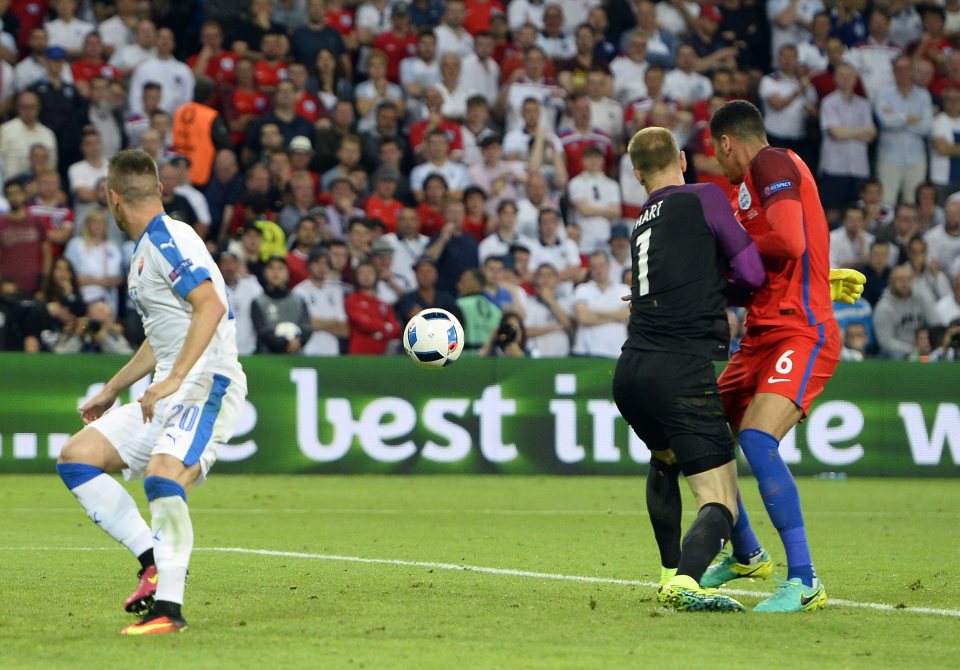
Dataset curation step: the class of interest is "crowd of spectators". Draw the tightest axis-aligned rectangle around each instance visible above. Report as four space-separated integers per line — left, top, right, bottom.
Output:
0 0 959 361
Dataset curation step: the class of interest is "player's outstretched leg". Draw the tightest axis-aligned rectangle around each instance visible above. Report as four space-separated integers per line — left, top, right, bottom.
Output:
56 440 157 615
738 429 826 612
700 490 773 588
121 475 192 635
658 502 745 613
645 457 681 588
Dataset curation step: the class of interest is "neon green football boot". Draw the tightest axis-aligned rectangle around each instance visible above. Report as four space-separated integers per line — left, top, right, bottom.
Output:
754 578 828 613
700 550 774 588
657 575 746 613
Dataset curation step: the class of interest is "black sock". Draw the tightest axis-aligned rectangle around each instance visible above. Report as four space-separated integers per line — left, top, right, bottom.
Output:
137 548 155 571
676 502 734 583
151 599 182 619
646 459 682 569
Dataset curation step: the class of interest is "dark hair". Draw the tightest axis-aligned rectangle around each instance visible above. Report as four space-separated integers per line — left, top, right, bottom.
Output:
709 100 766 142
40 256 81 303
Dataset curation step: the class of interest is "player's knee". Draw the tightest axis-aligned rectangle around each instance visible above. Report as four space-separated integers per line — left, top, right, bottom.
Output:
56 434 94 465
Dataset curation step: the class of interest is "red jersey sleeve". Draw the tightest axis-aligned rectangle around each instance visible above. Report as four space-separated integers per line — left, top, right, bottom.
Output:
749 147 801 207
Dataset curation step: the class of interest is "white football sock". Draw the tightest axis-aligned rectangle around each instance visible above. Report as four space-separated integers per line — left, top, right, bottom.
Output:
149 495 193 605
69 474 153 558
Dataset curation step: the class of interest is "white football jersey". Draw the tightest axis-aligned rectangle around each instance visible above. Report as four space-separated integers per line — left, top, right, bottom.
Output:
127 214 244 385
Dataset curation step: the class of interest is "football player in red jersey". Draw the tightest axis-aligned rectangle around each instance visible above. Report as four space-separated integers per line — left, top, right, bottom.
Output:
701 100 839 612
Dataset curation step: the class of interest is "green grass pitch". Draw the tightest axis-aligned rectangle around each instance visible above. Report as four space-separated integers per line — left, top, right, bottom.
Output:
1 475 957 669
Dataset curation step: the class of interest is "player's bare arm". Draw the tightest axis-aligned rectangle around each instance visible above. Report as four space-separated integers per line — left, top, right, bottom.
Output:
79 340 157 424
138 281 226 423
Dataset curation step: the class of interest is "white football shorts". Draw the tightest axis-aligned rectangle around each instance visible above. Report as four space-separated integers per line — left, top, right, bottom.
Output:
91 373 246 481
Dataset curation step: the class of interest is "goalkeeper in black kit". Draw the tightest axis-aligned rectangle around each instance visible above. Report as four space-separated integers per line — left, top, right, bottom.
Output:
612 127 765 612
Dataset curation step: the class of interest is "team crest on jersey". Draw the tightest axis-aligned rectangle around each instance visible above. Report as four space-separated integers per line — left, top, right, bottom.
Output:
738 182 752 210
138 256 144 275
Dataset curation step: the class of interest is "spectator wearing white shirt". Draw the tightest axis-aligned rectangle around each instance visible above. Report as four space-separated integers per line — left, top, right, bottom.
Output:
109 19 157 77
929 89 960 200
819 63 876 225
67 130 108 209
355 0 394 46
383 207 430 289
567 145 622 253
904 235 952 304
508 0 547 31
500 46 566 133
888 1 922 49
460 32 501 107
219 248 264 356
410 128 471 200
127 28 194 117
618 1 678 69
758 44 818 161
537 5 576 61
63 208 122 313
170 155 213 242
619 151 649 225
610 33 649 105
528 208 582 288
522 255 575 357
830 205 875 268
571 250 629 358
0 91 58 180
434 0 474 57
44 0 94 59
557 0 600 34
436 53 469 121
797 11 832 74
936 273 960 325
15 27 75 92
399 30 441 119
766 0 825 70
479 200 535 262
586 70 623 144
293 251 350 355
847 8 901 101
874 54 933 206
924 200 960 279
661 44 712 109
98 0 139 55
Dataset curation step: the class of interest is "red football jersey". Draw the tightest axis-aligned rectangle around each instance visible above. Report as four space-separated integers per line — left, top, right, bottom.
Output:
254 60 289 88
71 60 122 83
372 31 418 82
732 146 832 329
186 51 238 86
295 91 326 123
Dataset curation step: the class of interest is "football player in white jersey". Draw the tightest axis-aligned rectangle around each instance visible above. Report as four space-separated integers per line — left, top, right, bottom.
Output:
55 150 247 636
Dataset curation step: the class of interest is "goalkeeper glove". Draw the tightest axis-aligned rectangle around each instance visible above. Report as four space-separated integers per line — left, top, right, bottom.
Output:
829 268 866 305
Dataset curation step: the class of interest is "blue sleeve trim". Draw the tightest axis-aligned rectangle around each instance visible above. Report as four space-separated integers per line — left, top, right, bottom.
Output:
147 217 211 299
56 462 103 490
143 475 186 501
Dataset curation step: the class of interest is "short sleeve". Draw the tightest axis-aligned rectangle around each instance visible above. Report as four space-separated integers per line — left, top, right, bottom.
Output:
749 148 802 207
148 227 212 300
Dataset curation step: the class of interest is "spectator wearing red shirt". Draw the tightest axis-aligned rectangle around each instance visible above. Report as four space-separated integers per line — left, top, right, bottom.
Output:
365 165 404 232
254 31 290 95
810 37 867 101
372 2 418 83
691 69 734 124
558 95 615 178
464 0 505 35
224 57 270 146
0 181 50 295
409 87 465 157
26 168 73 259
326 0 358 45
415 173 449 238
288 62 327 124
910 5 953 73
690 96 732 191
286 216 322 288
462 186 492 242
187 21 238 89
345 261 401 353
71 32 121 98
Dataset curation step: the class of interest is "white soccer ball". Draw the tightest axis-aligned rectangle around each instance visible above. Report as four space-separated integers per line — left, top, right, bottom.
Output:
403 308 464 368
274 321 302 342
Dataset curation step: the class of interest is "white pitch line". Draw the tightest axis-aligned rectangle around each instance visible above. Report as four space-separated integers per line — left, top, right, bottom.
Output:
4 545 959 619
